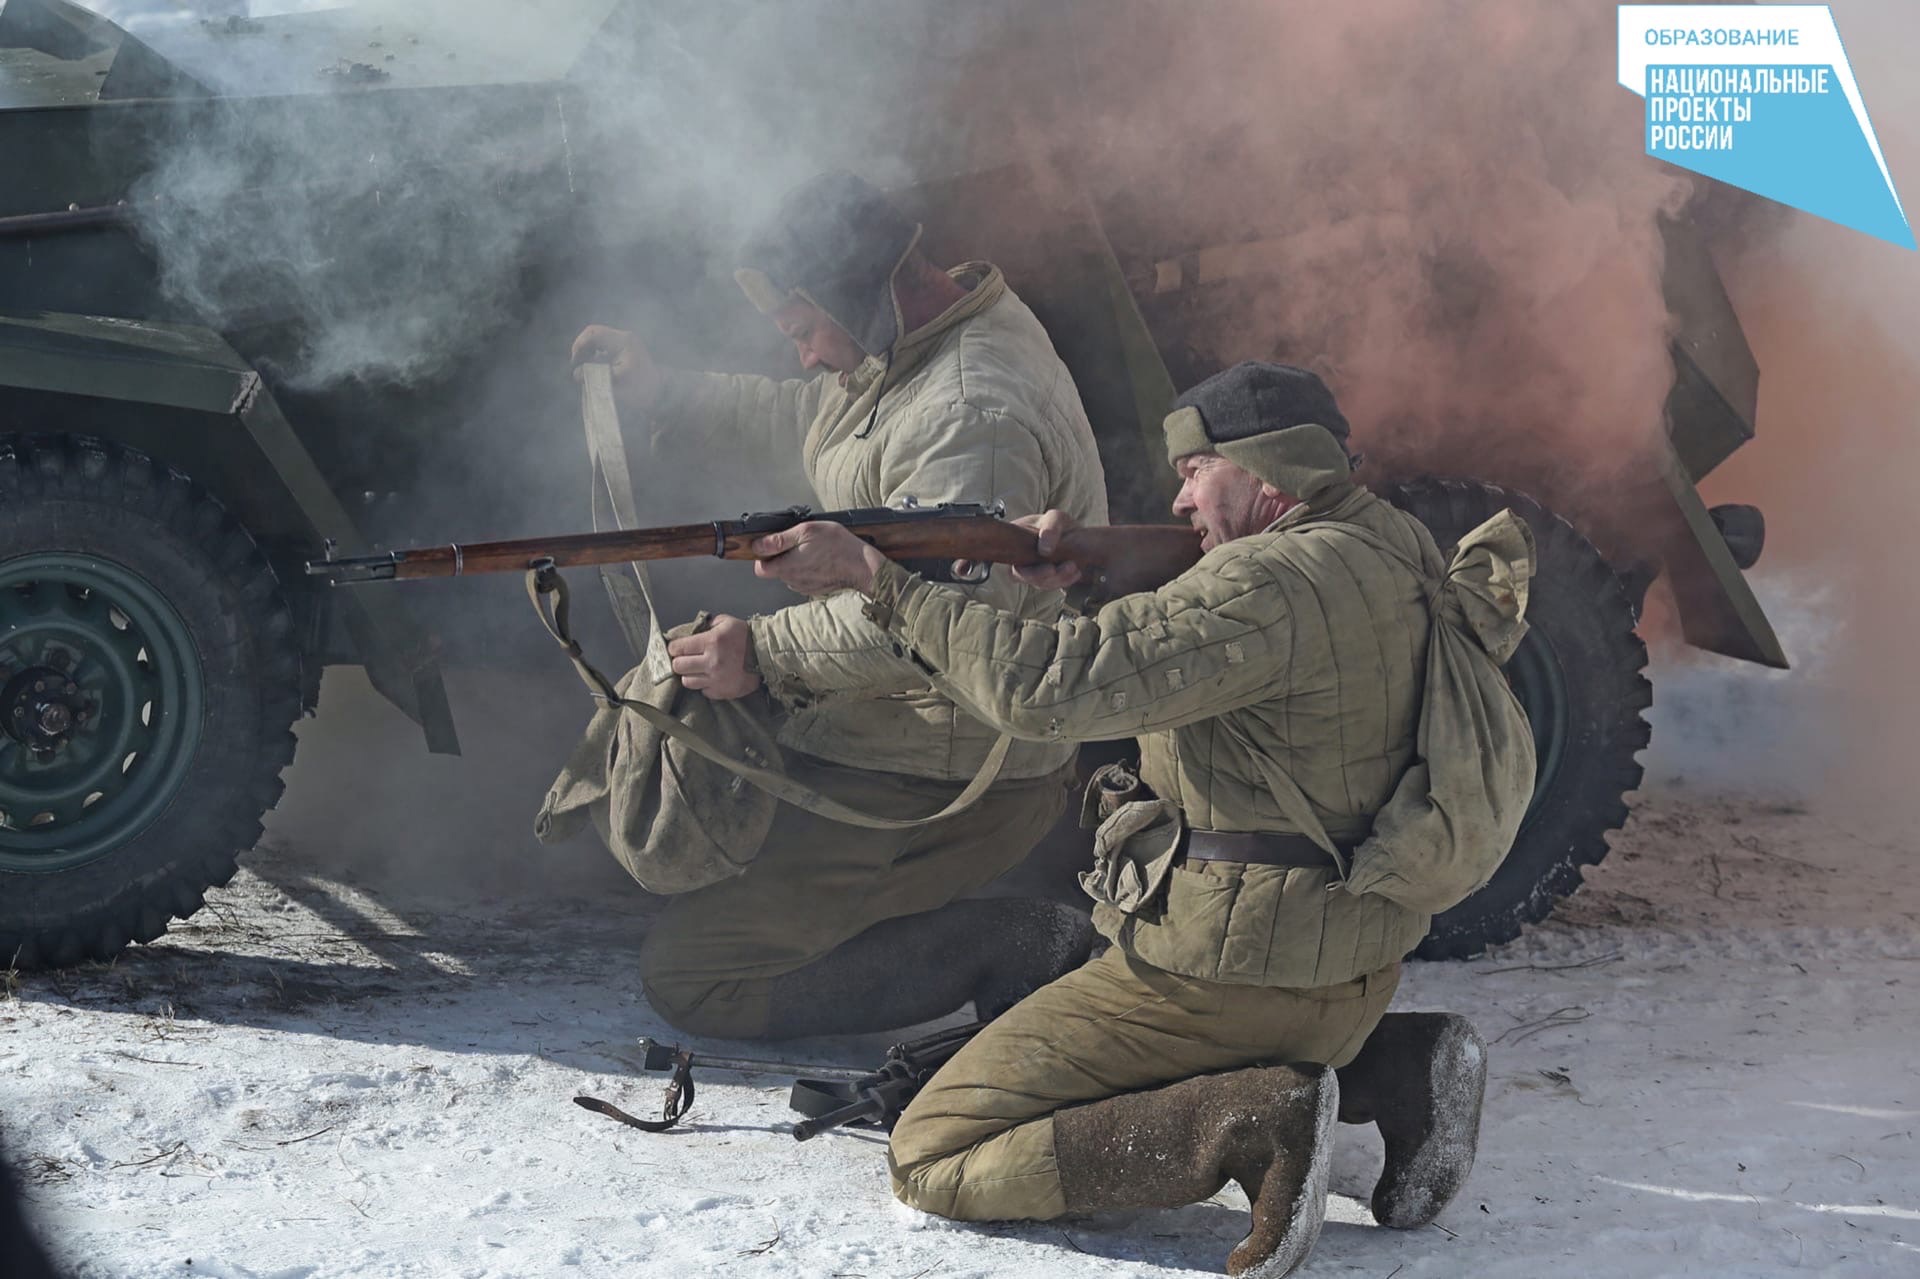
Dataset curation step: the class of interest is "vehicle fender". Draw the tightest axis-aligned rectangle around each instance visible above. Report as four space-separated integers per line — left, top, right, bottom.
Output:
0 310 459 750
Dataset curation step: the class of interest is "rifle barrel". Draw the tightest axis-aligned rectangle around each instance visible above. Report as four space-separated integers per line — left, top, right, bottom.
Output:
0 203 133 238
309 523 722 583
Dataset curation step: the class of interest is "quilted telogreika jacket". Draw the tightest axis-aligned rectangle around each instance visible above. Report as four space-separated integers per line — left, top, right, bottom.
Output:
864 479 1487 989
649 263 1109 783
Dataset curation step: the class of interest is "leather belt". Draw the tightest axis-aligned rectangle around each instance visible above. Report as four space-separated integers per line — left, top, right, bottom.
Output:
1181 829 1349 869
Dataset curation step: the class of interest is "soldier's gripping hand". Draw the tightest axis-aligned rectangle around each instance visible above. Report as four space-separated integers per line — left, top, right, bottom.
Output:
570 325 663 412
1009 510 1084 590
667 615 761 700
752 523 888 596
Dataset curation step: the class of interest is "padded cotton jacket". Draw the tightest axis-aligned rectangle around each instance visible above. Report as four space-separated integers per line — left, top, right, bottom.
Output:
868 482 1449 986
652 264 1108 782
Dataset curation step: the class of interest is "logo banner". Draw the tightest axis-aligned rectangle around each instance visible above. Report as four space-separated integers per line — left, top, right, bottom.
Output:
1618 5 1912 248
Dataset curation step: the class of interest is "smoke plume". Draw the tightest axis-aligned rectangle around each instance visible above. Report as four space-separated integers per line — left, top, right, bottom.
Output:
924 0 1699 558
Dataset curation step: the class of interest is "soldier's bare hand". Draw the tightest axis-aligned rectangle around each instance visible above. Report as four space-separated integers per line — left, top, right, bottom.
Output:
666 615 761 699
1011 509 1083 590
752 523 887 596
570 325 663 411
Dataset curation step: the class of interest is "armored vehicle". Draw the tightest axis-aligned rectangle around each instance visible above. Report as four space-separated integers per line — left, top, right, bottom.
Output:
0 0 1783 966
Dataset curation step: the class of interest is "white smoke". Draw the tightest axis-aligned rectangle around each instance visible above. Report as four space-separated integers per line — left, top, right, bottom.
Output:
111 0 994 390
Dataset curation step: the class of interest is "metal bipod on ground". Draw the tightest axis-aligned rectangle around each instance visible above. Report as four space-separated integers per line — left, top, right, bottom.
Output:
571 1022 985 1140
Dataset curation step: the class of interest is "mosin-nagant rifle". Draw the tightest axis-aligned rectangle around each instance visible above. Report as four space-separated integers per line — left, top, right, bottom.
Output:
305 500 1202 599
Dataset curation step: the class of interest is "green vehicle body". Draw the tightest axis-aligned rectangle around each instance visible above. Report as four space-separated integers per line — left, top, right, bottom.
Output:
0 0 1782 964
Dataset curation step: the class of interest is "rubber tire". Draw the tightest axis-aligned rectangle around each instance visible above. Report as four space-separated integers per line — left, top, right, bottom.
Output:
0 435 303 968
1382 478 1651 960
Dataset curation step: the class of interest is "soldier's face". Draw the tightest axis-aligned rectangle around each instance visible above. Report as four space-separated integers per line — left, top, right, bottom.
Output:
1172 454 1296 551
771 299 867 374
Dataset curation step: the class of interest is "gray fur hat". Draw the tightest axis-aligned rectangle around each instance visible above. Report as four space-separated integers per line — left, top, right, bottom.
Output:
1163 362 1358 501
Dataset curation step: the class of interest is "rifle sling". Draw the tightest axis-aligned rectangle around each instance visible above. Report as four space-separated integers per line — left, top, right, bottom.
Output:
572 1092 688 1134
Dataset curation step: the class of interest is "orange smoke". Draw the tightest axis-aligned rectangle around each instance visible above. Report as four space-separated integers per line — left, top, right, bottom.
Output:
955 0 1701 556
1699 205 1920 805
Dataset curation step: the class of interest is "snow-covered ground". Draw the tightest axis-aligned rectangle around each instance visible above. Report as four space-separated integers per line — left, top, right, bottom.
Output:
5 772 1918 1277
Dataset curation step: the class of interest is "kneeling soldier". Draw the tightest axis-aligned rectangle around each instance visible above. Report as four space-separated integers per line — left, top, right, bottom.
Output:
755 361 1531 1276
570 172 1109 1040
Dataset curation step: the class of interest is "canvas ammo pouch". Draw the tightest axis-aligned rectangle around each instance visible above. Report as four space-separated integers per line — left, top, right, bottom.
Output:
536 614 783 894
528 561 1015 895
1079 793 1185 918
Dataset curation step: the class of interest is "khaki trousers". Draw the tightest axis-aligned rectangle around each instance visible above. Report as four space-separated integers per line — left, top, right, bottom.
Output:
638 755 1071 1039
888 945 1400 1220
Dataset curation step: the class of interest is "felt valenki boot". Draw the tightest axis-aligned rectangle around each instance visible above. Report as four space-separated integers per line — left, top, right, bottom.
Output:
1336 1011 1488 1229
1051 1063 1339 1277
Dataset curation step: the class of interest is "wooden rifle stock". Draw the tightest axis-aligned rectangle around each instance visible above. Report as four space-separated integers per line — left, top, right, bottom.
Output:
1052 526 1210 599
306 502 1204 596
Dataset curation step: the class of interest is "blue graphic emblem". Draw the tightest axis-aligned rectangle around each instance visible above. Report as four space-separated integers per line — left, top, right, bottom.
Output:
1620 6 1912 248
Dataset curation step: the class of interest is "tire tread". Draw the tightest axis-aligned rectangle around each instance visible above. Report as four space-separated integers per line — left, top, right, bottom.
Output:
0 435 305 968
1385 478 1651 960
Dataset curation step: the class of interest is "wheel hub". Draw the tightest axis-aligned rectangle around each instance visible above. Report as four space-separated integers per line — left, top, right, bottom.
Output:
3 665 92 756
0 554 204 872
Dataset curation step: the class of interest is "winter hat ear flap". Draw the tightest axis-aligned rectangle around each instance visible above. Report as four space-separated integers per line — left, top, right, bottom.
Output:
1162 405 1211 465
1164 410 1353 501
1215 424 1354 502
733 266 788 316
734 172 921 357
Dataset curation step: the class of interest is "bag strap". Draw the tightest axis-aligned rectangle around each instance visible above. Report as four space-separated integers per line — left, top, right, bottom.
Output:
1208 520 1438 874
552 366 1012 831
1215 714 1349 875
526 565 1011 830
581 362 673 682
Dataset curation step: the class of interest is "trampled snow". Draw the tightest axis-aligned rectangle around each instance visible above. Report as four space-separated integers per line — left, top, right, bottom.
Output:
5 781 1917 1277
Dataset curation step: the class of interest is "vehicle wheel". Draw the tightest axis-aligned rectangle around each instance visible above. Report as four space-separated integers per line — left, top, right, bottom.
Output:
1383 478 1652 960
0 435 302 968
